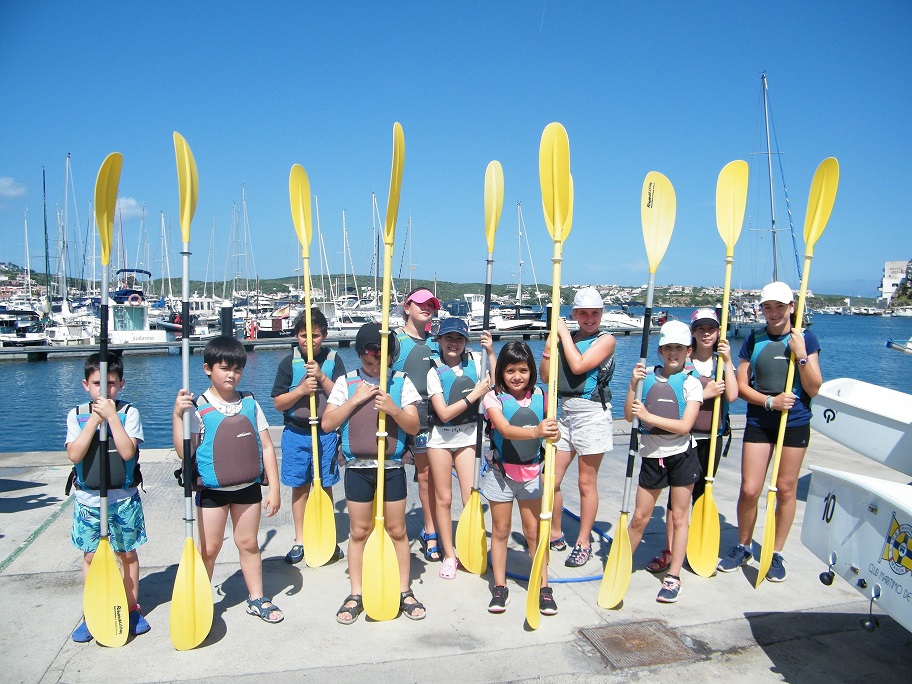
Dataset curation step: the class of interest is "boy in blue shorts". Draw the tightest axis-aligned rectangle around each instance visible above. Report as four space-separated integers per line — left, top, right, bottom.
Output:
272 308 346 563
66 353 149 642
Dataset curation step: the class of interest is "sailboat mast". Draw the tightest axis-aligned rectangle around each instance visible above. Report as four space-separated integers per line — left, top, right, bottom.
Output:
42 168 52 315
408 214 414 292
762 71 779 282
23 209 32 299
516 202 524 305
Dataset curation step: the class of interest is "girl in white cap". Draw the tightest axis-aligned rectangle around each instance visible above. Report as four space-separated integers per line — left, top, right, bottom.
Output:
625 320 703 603
718 282 822 582
539 286 616 567
646 308 739 574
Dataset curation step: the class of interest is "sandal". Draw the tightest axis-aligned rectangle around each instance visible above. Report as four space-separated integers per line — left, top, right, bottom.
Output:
420 530 441 562
549 535 567 552
336 594 363 625
246 596 283 624
399 590 426 620
646 549 673 574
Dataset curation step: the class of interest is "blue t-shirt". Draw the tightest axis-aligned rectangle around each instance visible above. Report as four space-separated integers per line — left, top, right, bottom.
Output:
739 328 820 429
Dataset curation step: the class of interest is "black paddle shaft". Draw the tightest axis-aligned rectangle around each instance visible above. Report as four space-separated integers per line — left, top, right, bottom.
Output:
624 284 656 479
472 254 495 468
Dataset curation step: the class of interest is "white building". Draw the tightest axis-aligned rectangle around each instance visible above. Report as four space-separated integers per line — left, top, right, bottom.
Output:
879 260 910 304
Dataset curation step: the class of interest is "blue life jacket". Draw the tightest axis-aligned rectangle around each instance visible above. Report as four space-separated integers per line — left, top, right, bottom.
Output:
340 370 408 462
195 392 263 488
639 367 688 435
490 387 545 466
429 352 479 427
557 331 614 408
685 355 731 436
286 346 338 428
749 330 804 397
392 331 438 430
67 400 140 493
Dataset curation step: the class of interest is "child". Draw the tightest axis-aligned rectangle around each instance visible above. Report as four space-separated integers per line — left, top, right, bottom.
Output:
483 341 560 615
271 308 346 564
718 282 822 581
625 320 703 603
67 352 148 642
646 308 738 573
539 286 616 567
322 322 424 624
172 336 283 623
426 318 493 579
391 287 442 562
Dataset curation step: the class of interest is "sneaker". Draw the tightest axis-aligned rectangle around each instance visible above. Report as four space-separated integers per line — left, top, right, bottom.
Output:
71 619 93 643
285 544 304 564
335 545 345 560
549 535 567 552
488 585 510 613
766 553 787 582
129 605 150 635
656 574 682 603
539 587 558 615
565 543 593 568
439 557 458 580
717 544 753 573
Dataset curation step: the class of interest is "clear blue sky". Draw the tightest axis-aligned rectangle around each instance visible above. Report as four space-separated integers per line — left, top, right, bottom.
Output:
1 3 909 298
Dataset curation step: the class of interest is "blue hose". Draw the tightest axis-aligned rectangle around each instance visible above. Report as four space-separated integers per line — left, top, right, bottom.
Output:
497 507 613 584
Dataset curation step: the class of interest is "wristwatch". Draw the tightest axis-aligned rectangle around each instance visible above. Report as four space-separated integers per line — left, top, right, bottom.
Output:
797 357 808 366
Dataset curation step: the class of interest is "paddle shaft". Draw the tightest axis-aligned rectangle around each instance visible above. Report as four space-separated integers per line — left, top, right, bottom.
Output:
98 261 111 533
471 251 495 489
704 254 735 479
619 271 657 514
180 242 194 535
302 252 321 482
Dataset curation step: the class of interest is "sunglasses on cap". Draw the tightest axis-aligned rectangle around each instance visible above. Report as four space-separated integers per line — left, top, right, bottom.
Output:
363 343 382 357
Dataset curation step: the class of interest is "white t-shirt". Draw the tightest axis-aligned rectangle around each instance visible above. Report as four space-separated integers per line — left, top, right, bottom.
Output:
327 370 420 468
65 402 144 506
639 373 703 459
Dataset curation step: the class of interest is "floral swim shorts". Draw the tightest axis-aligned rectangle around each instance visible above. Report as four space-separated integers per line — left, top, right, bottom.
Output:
71 492 147 553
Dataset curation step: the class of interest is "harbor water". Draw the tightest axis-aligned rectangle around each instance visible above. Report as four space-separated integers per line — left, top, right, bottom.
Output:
2 309 910 452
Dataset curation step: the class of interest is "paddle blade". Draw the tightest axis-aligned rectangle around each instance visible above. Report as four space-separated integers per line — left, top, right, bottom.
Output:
483 160 504 252
289 164 313 250
83 538 128 647
716 160 749 256
173 132 199 243
598 513 632 609
383 122 405 246
803 157 839 255
302 486 337 568
170 537 214 650
361 525 401 621
686 488 721 578
455 490 487 575
641 172 676 273
93 153 123 267
525 521 551 631
755 489 778 587
539 122 572 241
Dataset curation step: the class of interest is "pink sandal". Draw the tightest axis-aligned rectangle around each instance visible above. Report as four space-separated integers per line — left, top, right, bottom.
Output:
439 557 458 580
646 549 672 573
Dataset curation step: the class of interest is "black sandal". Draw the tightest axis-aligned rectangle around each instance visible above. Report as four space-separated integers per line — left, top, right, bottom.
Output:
399 590 426 621
336 594 363 625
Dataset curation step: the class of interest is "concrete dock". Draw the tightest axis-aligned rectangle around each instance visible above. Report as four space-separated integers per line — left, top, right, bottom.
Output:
2 419 910 683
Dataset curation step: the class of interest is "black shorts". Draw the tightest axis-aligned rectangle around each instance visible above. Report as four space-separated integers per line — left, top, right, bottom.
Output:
345 466 407 503
195 483 262 508
639 446 701 490
743 422 811 449
691 437 723 503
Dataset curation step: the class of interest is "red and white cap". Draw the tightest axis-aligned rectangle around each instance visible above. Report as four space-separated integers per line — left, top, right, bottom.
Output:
690 308 720 329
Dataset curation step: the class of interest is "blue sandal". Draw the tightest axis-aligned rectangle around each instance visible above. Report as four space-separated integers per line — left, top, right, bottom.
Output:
246 597 284 624
420 530 441 562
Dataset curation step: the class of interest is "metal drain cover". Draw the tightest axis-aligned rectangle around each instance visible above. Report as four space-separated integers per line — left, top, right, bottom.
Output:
580 620 697 669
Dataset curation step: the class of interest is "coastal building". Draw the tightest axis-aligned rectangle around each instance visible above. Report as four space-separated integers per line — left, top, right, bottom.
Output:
879 259 910 304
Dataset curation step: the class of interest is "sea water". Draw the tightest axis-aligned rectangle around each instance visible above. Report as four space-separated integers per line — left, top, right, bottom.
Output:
1 309 910 452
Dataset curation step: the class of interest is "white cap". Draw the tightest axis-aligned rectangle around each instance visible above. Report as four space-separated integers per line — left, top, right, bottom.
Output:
690 307 720 329
759 281 794 304
572 287 604 309
658 320 692 347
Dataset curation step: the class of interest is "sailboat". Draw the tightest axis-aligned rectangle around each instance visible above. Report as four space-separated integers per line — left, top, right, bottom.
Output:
729 72 808 337
492 202 546 332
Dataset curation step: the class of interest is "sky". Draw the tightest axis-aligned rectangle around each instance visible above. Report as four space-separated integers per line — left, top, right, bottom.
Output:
1 2 909 298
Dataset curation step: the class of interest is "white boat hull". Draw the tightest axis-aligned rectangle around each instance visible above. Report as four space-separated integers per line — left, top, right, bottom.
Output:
801 466 912 633
811 378 912 477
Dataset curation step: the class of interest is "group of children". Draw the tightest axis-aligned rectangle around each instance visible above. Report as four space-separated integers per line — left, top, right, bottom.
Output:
66 281 822 640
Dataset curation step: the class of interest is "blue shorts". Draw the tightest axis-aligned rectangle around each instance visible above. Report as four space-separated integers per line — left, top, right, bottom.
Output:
281 426 341 488
71 492 147 553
